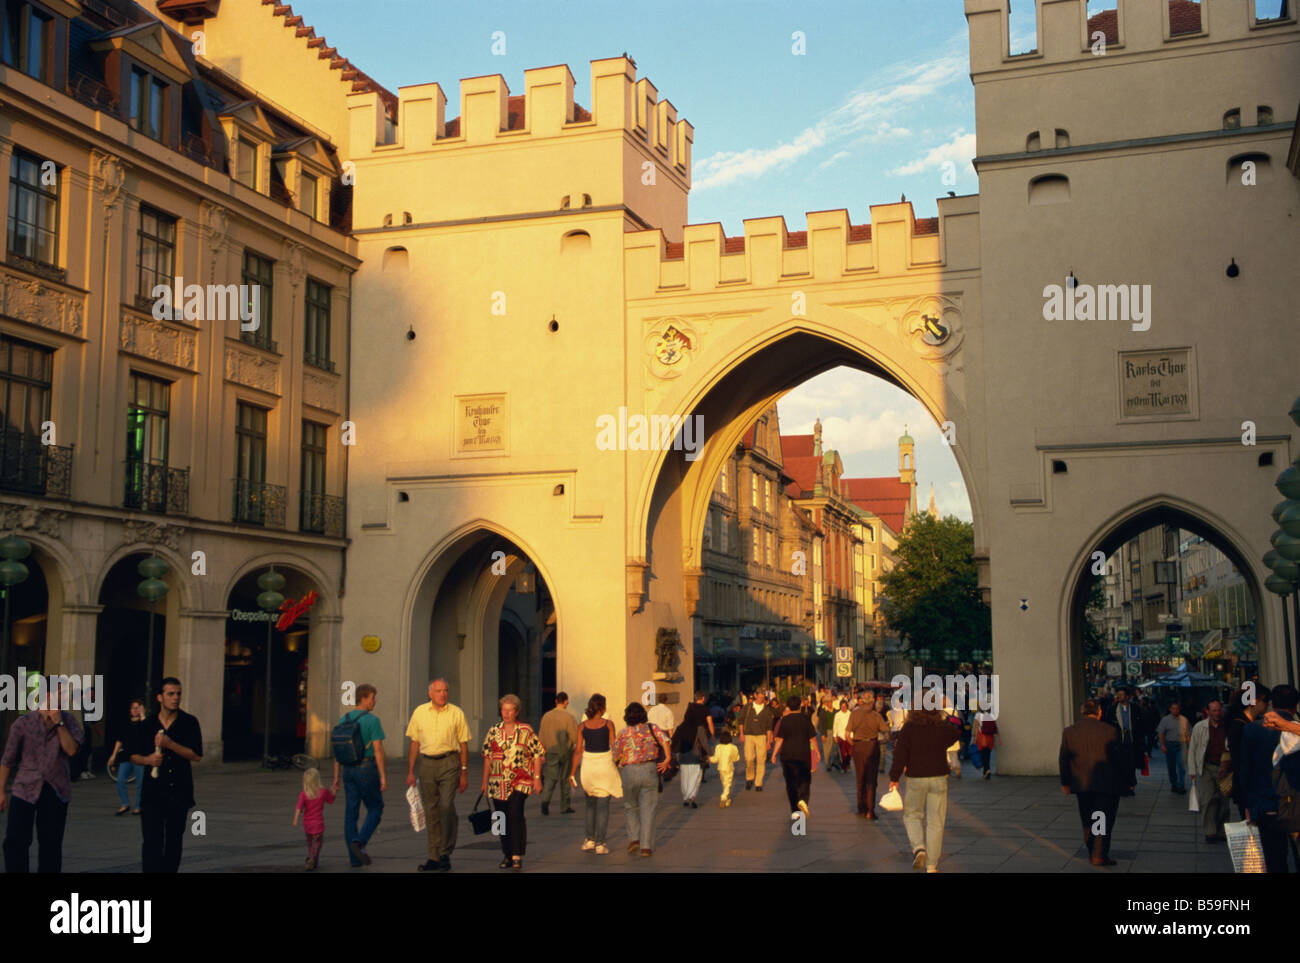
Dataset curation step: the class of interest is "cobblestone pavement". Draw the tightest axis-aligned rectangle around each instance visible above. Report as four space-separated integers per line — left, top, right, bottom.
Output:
43 752 1234 874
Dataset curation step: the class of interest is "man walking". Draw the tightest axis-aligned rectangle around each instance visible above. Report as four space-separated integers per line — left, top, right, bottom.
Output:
845 693 889 818
405 678 470 872
130 677 203 873
330 683 386 867
647 695 674 792
1155 702 1188 794
0 683 83 872
1103 687 1143 793
739 690 774 791
1187 699 1229 842
1240 683 1300 872
539 691 578 815
1060 699 1132 867
889 703 960 872
771 695 819 819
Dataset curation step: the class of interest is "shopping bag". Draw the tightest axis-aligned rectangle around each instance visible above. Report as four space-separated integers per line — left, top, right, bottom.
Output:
406 785 426 832
1225 820 1265 873
879 788 903 812
1187 782 1199 812
968 745 983 769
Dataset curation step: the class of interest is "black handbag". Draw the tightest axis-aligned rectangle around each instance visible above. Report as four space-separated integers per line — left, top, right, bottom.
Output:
468 793 493 835
1273 762 1300 833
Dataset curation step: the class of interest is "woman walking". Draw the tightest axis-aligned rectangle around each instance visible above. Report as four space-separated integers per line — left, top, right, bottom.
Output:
674 692 713 807
972 708 998 778
481 694 545 869
107 698 148 815
613 702 672 857
569 694 621 855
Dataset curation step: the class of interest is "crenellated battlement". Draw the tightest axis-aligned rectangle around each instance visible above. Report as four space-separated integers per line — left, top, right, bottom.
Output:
966 0 1299 75
623 197 981 300
347 56 693 176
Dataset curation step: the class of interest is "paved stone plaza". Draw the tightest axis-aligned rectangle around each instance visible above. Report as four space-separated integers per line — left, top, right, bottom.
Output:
50 753 1234 874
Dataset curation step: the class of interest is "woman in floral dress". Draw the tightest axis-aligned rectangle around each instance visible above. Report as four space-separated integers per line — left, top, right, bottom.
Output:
480 694 545 869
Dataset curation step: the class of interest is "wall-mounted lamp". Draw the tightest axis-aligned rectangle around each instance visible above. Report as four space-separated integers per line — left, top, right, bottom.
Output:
548 316 559 333
1066 270 1078 289
406 324 416 341
397 491 410 502
1052 459 1068 474
1226 258 1240 278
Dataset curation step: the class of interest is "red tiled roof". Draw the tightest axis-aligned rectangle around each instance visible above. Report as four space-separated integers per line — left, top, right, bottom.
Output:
848 223 871 242
1087 8 1118 43
781 435 815 459
843 477 909 534
664 240 683 259
741 425 757 448
786 230 807 248
444 97 593 137
1169 0 1202 36
782 455 821 499
724 235 745 254
914 217 938 235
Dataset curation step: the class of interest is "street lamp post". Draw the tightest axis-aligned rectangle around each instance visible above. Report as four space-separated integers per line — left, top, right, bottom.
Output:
257 567 286 767
0 534 31 744
136 555 169 710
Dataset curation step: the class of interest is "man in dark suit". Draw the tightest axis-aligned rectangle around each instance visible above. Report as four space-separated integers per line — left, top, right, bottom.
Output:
1061 699 1134 866
1103 686 1144 792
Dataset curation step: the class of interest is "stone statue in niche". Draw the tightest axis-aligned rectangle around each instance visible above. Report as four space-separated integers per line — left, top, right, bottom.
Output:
653 627 683 679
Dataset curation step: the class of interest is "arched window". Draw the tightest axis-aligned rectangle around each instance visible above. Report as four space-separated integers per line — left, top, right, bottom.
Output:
1028 173 1070 205
561 230 591 255
382 246 408 272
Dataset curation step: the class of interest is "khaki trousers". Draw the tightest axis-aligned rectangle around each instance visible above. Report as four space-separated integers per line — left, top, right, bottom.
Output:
418 754 460 861
902 775 949 870
742 735 768 786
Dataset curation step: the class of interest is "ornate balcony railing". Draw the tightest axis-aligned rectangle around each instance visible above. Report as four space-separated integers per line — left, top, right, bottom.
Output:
303 352 336 373
124 461 189 515
299 491 344 537
233 479 286 528
0 431 72 498
240 328 278 354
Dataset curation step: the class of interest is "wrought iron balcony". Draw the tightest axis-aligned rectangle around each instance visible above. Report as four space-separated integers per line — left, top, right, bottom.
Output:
0 431 72 498
303 352 336 374
232 479 286 528
299 491 345 537
239 328 278 353
124 461 189 515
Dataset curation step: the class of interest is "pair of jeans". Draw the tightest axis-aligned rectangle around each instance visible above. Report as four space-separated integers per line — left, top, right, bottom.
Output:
584 794 610 844
902 775 948 869
2 782 68 873
540 748 572 809
620 762 659 850
116 760 145 808
781 759 811 812
1076 791 1119 859
1163 742 1185 790
141 799 189 873
342 757 384 865
852 742 880 814
492 790 528 857
418 754 460 861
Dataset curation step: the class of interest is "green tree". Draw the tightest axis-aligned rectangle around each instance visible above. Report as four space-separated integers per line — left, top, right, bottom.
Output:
879 514 991 666
1082 575 1108 663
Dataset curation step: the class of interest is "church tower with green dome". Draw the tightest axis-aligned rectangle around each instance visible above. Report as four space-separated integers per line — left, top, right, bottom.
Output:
898 428 919 526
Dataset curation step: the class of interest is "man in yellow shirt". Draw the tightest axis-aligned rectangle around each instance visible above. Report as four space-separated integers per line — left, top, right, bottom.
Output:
405 679 470 872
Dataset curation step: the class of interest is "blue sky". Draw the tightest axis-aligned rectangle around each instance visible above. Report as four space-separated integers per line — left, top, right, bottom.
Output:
293 0 977 518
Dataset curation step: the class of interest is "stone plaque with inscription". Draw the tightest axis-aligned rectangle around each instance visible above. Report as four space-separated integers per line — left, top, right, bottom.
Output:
454 393 509 455
1118 348 1194 420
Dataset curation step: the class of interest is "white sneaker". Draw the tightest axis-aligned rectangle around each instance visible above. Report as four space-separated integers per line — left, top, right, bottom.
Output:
594 844 609 855
580 839 595 851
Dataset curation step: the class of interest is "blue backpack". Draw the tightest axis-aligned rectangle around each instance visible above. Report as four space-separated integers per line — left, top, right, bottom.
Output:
332 710 369 766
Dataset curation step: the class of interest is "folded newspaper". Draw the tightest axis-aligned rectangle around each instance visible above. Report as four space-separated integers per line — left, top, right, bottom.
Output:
406 785 426 832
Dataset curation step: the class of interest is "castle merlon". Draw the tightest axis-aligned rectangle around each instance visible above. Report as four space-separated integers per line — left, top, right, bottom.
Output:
623 197 980 297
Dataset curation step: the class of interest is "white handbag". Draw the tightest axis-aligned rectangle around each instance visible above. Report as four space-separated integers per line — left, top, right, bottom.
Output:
879 788 903 812
1187 782 1199 812
1225 820 1265 873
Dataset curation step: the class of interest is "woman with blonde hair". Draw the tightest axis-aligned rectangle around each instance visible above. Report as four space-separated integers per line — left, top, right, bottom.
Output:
481 694 545 869
569 693 621 854
292 767 335 870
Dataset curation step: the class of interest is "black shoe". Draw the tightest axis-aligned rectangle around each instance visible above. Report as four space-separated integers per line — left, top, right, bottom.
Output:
541 803 550 816
683 801 690 807
755 785 763 792
745 780 753 791
418 859 440 872
439 857 451 872
350 841 371 866
691 801 698 809
499 858 513 868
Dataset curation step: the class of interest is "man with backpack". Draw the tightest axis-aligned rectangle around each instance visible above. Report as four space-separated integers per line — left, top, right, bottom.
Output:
330 684 387 868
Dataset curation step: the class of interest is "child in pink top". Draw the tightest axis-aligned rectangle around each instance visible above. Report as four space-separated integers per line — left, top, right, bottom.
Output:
292 768 335 870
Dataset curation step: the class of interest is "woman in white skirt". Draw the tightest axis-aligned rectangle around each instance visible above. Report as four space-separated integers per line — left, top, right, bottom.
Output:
569 693 621 855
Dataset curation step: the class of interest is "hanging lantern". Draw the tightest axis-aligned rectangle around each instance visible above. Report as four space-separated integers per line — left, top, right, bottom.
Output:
0 534 32 561
1271 529 1300 563
257 567 286 613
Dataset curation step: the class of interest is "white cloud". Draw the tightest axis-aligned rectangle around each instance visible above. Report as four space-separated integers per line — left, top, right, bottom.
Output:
890 130 976 177
692 55 965 191
818 150 851 170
